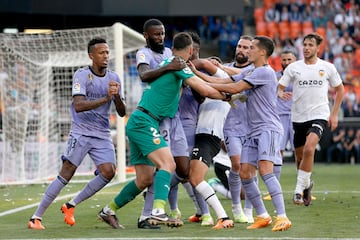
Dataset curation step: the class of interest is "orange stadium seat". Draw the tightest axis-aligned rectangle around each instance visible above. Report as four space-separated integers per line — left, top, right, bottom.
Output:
264 0 274 9
266 21 279 39
302 21 314 35
290 21 302 39
268 55 282 72
352 49 360 77
256 21 267 35
254 7 265 23
316 27 326 38
315 27 327 57
278 21 290 40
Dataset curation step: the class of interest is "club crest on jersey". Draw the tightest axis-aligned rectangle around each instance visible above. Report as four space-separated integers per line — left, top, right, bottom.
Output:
153 137 161 145
319 70 325 77
139 53 146 62
183 66 192 74
73 83 81 93
88 74 94 80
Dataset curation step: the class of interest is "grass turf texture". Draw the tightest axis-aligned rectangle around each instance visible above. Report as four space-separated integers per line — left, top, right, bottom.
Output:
1 163 360 239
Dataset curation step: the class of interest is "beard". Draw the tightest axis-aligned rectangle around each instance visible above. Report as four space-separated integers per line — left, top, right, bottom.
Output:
148 38 165 54
235 53 248 65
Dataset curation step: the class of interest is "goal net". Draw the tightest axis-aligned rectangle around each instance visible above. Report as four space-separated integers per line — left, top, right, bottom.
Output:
0 23 145 185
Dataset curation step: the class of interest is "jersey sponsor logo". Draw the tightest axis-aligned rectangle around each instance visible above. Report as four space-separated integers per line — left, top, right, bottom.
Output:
298 80 323 86
139 53 146 62
73 83 81 93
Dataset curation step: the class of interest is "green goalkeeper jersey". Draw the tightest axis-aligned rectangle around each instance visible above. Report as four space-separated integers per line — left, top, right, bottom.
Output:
137 56 194 119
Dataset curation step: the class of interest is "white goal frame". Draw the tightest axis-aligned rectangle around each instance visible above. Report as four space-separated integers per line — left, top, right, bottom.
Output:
0 23 145 185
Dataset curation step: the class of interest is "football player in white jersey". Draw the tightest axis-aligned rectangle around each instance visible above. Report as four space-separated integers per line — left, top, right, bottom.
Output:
278 33 344 206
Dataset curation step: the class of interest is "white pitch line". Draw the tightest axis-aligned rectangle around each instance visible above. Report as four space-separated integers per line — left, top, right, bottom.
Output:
0 178 131 217
1 185 360 217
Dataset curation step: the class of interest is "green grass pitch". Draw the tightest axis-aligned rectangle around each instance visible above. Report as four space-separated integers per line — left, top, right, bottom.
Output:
1 163 360 239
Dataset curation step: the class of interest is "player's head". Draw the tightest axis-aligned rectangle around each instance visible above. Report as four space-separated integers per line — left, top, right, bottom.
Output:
234 35 253 66
172 32 193 61
87 37 109 69
188 31 201 60
303 33 323 60
143 18 165 54
253 36 274 57
249 36 274 64
280 50 297 70
87 37 107 54
207 56 223 64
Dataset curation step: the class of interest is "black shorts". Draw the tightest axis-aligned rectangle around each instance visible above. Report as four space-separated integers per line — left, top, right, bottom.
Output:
293 119 327 148
191 133 221 167
214 162 230 190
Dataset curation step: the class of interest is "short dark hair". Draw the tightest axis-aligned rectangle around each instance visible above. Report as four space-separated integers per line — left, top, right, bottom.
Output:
188 31 201 46
281 49 297 58
172 32 193 50
254 36 275 57
88 37 107 53
240 35 253 41
207 56 223 64
143 18 163 32
303 33 323 46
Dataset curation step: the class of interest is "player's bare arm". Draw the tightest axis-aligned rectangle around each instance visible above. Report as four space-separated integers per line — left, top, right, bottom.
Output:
277 84 292 100
191 58 218 75
73 80 120 113
328 83 345 132
137 57 187 83
111 81 126 117
221 65 243 76
188 60 232 84
209 79 252 95
185 75 226 100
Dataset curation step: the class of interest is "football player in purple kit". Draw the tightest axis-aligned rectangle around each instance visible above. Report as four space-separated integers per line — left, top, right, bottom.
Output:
201 35 255 224
263 50 297 201
28 37 126 230
191 36 292 232
221 36 254 224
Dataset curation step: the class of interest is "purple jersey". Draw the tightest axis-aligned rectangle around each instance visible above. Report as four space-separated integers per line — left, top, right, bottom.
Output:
178 86 199 150
276 71 293 116
136 46 172 69
242 65 283 137
70 66 123 139
223 63 254 137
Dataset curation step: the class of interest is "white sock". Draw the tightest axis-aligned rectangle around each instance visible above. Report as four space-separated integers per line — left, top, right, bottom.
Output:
196 181 228 220
295 169 311 194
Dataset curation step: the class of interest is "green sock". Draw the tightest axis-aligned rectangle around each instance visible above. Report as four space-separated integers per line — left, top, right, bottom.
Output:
111 180 142 210
154 169 171 204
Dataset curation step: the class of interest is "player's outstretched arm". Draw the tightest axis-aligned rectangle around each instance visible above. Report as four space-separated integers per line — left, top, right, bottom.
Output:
188 60 232 84
138 57 187 83
185 76 225 100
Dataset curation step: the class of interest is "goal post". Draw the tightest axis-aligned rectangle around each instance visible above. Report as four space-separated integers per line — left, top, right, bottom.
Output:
0 23 145 185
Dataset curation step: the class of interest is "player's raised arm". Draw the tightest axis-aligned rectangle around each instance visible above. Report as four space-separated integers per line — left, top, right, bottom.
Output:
184 75 226 100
